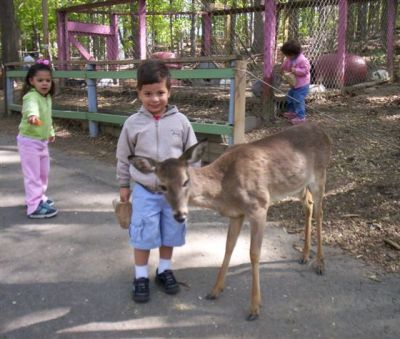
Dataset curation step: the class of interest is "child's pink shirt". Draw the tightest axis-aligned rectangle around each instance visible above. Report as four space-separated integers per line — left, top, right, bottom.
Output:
282 53 311 88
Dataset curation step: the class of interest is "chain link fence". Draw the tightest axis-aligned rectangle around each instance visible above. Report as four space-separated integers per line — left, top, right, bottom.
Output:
53 0 398 89
10 0 398 124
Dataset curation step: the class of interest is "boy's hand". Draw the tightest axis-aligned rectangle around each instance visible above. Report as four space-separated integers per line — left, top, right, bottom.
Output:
48 136 56 143
112 198 132 229
120 187 131 202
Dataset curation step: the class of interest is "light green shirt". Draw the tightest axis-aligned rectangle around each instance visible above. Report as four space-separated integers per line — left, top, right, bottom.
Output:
19 89 55 140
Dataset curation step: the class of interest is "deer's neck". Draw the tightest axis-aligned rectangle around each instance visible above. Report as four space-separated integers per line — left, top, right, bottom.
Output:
188 165 223 209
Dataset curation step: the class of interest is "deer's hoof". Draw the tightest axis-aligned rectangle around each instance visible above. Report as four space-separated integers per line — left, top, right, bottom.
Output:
205 293 218 300
315 266 325 275
246 313 259 321
299 257 309 265
314 259 325 275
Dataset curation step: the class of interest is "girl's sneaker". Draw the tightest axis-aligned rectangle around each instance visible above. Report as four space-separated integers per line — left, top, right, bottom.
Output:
291 117 306 125
25 198 54 208
44 198 55 207
283 112 297 119
28 201 58 219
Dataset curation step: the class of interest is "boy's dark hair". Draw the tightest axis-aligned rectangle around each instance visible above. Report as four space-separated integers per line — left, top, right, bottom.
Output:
280 40 302 57
137 59 171 90
22 63 55 97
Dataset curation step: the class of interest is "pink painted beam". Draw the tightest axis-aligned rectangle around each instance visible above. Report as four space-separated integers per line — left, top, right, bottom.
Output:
67 21 112 35
57 11 67 68
59 0 130 13
263 0 276 95
107 14 119 62
337 0 347 87
69 35 94 60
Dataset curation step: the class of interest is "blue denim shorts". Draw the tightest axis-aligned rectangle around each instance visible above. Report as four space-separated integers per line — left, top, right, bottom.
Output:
129 183 186 250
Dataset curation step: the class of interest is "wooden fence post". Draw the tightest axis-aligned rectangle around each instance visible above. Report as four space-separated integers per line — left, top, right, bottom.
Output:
233 59 247 144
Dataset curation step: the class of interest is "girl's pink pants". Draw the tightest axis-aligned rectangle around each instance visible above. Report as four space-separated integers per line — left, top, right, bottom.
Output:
17 135 50 215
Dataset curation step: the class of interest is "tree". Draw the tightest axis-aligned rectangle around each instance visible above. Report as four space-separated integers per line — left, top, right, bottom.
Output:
0 0 21 64
251 0 264 54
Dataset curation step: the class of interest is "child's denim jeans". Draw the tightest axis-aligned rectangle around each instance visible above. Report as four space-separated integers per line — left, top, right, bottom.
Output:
286 84 310 119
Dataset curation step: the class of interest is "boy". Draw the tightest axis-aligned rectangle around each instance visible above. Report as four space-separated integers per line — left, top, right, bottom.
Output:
116 59 198 303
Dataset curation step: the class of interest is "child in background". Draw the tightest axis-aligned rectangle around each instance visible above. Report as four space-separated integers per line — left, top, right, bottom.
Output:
17 61 58 219
280 40 311 124
116 60 198 303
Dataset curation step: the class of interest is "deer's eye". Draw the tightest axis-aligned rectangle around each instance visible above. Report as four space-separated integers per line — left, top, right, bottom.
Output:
183 179 190 187
159 185 167 191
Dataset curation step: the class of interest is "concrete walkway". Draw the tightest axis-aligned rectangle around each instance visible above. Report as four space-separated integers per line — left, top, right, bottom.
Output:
0 131 399 338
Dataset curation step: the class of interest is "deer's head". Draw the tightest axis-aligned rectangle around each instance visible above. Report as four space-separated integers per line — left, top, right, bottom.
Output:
129 139 207 223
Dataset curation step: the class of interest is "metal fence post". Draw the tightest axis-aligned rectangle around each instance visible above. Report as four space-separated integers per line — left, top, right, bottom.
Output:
86 63 98 137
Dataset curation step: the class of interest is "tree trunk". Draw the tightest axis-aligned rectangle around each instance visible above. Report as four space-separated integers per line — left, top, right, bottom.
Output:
42 0 49 59
288 0 299 41
251 0 263 54
130 1 139 59
356 3 367 42
0 0 21 63
190 0 196 56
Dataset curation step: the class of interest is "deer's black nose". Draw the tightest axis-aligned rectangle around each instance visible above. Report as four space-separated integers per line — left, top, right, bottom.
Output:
174 212 187 223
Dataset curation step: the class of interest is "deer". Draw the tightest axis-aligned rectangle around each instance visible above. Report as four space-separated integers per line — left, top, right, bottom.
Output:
129 122 331 321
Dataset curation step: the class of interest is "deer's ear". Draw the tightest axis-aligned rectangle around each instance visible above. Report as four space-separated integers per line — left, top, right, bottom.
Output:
128 155 157 173
180 139 208 164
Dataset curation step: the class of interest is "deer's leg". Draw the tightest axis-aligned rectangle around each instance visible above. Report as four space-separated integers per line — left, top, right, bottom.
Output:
310 177 326 275
300 189 313 264
206 215 244 300
247 213 267 321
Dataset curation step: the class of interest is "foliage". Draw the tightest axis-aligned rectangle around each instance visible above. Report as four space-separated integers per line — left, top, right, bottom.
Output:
15 0 91 54
11 0 399 61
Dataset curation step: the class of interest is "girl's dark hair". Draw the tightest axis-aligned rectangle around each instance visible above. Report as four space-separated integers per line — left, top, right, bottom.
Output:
137 59 171 90
280 40 302 57
22 63 55 96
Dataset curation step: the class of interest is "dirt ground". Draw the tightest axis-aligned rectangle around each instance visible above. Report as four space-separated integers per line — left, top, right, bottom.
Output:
1 82 399 275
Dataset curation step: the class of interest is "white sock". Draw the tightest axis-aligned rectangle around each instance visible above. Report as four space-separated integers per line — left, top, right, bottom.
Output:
135 265 148 279
158 258 171 274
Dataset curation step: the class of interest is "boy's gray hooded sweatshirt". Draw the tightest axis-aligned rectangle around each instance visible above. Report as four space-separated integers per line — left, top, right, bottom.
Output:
116 105 197 190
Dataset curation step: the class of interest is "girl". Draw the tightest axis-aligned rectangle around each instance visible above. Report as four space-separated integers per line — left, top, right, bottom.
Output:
280 40 311 124
17 61 58 218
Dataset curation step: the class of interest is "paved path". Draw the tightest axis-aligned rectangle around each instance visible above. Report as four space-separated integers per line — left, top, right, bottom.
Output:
0 132 399 338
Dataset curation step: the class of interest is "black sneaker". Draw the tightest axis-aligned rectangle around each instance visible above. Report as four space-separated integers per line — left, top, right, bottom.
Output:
155 269 180 295
132 277 150 303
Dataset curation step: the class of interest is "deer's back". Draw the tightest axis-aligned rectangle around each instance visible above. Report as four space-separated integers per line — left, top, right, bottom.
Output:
208 123 331 212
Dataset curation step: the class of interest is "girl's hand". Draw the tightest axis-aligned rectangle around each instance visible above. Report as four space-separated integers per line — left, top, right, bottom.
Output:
48 136 56 143
291 67 296 73
28 116 43 126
